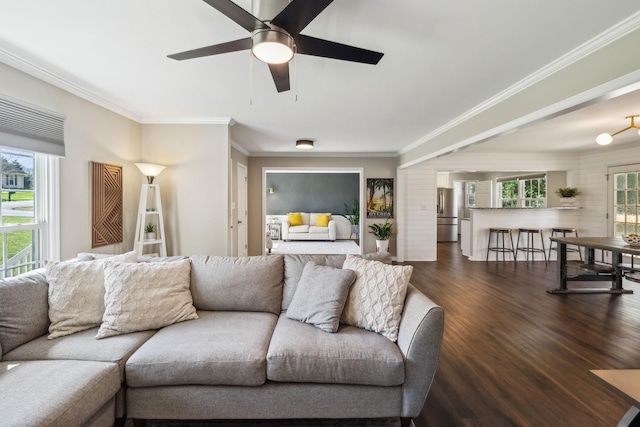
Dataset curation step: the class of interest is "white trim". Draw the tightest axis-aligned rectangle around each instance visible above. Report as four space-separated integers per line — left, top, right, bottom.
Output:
231 141 250 156
140 117 236 125
0 45 141 123
399 70 640 169
254 151 396 158
262 166 364 255
399 11 640 157
34 153 60 261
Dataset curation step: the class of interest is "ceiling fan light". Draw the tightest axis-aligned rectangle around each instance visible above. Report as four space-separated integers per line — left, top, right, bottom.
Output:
596 133 613 145
296 139 314 149
252 30 294 64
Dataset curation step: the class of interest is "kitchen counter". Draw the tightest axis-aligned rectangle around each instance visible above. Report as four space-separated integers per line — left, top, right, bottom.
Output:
463 208 581 261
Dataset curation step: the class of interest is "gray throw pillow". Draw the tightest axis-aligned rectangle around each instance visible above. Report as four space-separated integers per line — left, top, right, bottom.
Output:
286 262 356 333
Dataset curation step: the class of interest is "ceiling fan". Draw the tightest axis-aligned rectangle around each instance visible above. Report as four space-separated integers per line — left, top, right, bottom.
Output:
167 0 384 93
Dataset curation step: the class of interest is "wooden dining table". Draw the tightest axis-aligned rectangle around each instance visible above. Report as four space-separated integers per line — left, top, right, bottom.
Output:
548 236 640 294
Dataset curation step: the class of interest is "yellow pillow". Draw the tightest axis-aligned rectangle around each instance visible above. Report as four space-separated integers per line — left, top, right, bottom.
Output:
287 212 303 226
315 214 330 227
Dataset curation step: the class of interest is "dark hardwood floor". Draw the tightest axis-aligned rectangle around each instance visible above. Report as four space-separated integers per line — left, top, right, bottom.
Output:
405 242 640 427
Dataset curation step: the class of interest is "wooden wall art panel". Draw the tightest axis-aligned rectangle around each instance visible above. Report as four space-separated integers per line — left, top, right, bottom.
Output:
91 161 123 248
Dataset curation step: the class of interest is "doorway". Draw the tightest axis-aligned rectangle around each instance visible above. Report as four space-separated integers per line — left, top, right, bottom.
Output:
263 168 363 255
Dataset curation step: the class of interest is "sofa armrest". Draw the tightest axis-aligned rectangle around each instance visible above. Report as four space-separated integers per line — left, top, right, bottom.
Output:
328 220 337 240
396 284 444 418
281 220 290 240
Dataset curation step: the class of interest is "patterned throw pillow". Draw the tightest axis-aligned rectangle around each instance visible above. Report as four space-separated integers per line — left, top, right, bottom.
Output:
96 259 198 339
340 255 412 342
46 251 138 339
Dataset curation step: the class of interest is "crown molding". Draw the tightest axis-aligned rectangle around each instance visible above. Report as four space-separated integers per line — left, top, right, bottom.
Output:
0 43 239 127
0 44 142 122
399 11 640 156
251 151 397 158
140 117 236 125
231 141 250 156
399 69 640 169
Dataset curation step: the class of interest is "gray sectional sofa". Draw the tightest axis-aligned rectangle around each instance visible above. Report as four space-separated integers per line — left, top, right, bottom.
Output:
0 253 444 427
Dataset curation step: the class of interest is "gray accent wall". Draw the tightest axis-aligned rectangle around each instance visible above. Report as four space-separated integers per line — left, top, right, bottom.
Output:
266 172 359 214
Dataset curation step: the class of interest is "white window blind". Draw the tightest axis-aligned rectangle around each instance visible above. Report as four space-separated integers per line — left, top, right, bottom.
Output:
0 94 65 157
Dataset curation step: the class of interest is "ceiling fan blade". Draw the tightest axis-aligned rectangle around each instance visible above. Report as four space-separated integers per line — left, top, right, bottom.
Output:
168 38 252 60
268 63 290 93
202 0 269 32
270 0 333 37
295 34 383 65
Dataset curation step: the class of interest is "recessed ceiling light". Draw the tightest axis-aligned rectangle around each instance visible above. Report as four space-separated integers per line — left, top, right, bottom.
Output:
296 139 314 149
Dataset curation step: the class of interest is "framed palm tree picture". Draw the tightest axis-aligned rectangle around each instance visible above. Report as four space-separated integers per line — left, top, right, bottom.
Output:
366 178 393 218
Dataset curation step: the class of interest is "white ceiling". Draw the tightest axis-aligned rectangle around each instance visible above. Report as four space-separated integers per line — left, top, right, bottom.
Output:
1 0 640 157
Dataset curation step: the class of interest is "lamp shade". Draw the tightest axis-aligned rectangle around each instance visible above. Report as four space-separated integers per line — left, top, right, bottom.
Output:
135 163 166 184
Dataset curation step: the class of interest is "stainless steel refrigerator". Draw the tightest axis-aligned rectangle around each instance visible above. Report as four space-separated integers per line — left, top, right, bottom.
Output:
437 187 458 242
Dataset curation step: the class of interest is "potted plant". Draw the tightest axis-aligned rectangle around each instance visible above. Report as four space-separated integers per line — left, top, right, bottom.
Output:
339 200 360 236
144 223 156 240
368 219 393 253
555 187 580 206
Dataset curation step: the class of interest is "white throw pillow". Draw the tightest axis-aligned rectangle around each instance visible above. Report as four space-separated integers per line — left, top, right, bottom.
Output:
340 254 412 342
45 251 138 339
96 259 198 339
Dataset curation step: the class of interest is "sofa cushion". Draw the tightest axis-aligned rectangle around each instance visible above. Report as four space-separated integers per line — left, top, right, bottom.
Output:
0 269 49 356
46 251 138 339
287 212 303 226
96 259 198 339
3 327 154 381
341 255 412 342
308 226 329 234
314 213 331 227
282 254 347 310
126 311 278 387
267 314 404 386
288 225 310 233
0 360 120 427
286 262 356 333
189 255 284 314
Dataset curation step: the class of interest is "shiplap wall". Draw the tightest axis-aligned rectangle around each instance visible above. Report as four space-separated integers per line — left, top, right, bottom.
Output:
402 151 579 261
576 142 640 237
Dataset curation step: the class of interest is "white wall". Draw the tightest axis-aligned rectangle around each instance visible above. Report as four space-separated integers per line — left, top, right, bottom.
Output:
576 142 640 237
401 151 579 261
141 123 230 256
0 63 142 260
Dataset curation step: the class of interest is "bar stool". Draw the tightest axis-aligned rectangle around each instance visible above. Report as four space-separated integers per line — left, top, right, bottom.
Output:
516 228 548 264
486 228 515 262
548 227 582 261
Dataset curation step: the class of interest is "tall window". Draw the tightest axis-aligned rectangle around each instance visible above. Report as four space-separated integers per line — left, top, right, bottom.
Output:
465 182 476 208
0 147 43 277
522 177 546 208
498 175 546 208
499 180 519 208
613 170 639 236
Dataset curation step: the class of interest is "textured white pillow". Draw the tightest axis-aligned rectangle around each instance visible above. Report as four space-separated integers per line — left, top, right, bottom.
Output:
96 259 198 339
46 251 138 339
341 254 413 342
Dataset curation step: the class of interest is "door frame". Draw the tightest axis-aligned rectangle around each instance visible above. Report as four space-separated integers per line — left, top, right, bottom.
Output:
237 162 248 257
262 167 364 255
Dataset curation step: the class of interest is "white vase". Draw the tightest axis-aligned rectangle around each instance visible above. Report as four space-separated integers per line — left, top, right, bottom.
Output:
376 239 390 253
561 197 576 207
145 232 156 241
